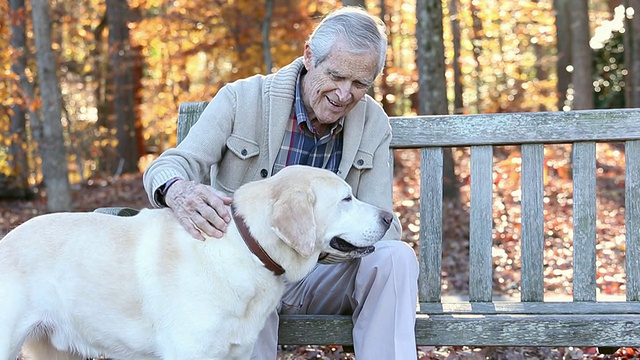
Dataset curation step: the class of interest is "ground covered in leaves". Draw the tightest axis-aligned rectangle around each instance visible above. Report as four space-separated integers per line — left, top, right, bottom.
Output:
1 144 637 359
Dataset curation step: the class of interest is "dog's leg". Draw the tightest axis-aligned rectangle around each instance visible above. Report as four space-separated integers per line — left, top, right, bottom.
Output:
226 344 254 360
0 322 22 360
20 337 83 360
0 281 28 360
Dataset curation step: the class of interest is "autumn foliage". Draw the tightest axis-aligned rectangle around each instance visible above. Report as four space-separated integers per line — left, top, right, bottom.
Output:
1 0 639 358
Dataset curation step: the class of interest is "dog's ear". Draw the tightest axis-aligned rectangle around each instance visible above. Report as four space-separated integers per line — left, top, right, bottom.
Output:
271 187 316 258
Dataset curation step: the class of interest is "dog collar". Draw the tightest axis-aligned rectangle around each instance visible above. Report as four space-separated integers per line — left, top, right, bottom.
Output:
230 203 285 276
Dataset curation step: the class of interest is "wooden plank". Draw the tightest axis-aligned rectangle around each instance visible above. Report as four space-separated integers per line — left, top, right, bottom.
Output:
413 314 640 347
389 108 640 148
177 103 640 147
419 301 640 315
278 313 640 346
177 101 208 143
572 142 597 301
420 148 443 303
627 140 640 301
278 315 353 345
520 144 544 301
469 146 493 302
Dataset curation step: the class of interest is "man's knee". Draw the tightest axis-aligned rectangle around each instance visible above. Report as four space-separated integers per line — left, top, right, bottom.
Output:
359 240 418 279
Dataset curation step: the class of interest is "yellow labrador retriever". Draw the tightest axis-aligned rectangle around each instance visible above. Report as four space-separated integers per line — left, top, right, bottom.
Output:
0 165 392 360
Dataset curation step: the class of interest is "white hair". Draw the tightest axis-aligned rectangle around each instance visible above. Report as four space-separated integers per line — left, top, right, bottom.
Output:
307 7 387 76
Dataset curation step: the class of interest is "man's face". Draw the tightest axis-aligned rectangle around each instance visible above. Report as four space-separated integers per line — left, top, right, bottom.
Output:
302 40 378 128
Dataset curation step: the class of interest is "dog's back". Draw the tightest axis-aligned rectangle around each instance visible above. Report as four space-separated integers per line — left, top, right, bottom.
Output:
0 209 285 360
0 212 164 359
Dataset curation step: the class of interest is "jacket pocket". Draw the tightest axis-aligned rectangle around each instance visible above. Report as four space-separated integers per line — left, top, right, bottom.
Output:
353 150 373 170
217 135 260 192
226 134 259 160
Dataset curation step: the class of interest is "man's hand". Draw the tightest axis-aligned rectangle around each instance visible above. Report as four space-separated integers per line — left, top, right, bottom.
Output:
165 180 233 241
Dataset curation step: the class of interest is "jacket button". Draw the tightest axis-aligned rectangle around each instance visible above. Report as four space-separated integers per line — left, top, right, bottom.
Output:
357 159 364 166
260 169 268 178
241 149 247 156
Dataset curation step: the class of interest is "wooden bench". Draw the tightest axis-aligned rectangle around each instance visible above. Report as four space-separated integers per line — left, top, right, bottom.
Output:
105 102 640 349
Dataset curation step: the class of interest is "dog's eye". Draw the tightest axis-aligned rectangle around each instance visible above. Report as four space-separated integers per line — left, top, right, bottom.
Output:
343 195 352 202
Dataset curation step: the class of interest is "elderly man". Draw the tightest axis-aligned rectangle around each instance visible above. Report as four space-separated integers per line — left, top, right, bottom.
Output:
143 6 418 359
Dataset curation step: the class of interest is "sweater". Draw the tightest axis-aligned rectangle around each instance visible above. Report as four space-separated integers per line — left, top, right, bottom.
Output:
143 57 402 262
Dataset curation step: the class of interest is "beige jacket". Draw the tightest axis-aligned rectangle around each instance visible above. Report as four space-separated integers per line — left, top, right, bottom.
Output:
143 57 401 246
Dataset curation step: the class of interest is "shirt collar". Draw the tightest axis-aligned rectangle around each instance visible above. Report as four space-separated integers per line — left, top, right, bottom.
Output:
295 67 344 137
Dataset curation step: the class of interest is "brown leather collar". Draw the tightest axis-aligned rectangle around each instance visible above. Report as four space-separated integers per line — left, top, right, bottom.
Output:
231 203 285 276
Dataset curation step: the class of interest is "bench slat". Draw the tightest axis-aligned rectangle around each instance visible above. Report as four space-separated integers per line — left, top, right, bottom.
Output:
521 144 545 301
419 300 640 314
573 142 597 301
179 103 640 147
278 313 640 346
627 140 640 301
177 102 207 143
419 148 444 303
413 314 640 347
390 108 640 148
278 315 353 345
469 145 494 301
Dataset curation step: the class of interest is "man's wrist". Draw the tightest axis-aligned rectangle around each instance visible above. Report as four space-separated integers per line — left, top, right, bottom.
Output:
155 177 182 207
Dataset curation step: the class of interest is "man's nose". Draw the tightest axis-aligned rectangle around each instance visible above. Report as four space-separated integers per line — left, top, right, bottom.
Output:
335 82 352 102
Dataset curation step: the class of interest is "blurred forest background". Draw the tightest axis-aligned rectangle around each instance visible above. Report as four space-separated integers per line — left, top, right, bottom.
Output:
0 0 639 211
2 0 640 358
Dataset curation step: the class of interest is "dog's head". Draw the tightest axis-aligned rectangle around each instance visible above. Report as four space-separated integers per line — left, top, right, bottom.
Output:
232 165 393 280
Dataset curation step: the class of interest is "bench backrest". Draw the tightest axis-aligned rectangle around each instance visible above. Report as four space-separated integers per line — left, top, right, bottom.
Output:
177 102 640 309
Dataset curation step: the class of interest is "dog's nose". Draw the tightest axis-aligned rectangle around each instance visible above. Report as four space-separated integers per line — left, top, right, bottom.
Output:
381 211 393 227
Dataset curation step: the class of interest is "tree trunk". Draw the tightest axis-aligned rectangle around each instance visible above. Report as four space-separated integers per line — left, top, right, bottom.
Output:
262 0 273 74
132 44 146 158
341 0 365 7
449 0 463 114
554 0 572 111
379 0 395 115
90 14 114 172
633 2 640 107
107 0 139 174
624 0 640 107
469 0 484 113
416 0 447 115
416 0 458 200
532 0 548 111
571 0 594 110
31 0 72 212
8 0 32 197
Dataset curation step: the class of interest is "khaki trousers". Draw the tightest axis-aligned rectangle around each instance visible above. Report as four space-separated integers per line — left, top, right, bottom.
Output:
250 240 419 360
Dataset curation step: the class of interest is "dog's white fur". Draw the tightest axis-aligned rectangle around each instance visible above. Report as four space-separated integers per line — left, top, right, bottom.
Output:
0 165 392 360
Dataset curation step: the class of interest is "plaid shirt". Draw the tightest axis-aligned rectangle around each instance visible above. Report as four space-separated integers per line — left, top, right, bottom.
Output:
272 69 344 175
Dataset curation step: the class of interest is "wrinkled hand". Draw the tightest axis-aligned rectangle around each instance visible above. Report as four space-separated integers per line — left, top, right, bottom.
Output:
165 180 233 241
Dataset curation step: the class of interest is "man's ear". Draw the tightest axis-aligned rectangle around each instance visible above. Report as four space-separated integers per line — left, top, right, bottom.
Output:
303 44 312 70
271 187 316 258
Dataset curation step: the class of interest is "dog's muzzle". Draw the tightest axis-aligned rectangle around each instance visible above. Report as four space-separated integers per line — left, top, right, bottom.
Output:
329 237 375 256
